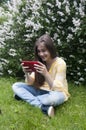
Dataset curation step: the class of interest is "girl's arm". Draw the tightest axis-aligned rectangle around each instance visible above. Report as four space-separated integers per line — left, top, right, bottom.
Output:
25 72 35 85
34 62 53 89
21 63 35 85
34 60 67 90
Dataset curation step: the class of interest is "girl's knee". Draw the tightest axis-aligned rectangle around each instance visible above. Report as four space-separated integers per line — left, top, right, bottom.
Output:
12 82 27 91
12 82 22 91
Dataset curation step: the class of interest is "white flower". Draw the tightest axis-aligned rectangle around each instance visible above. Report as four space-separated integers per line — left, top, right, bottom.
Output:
79 77 84 81
69 55 75 58
78 60 83 64
1 59 9 64
25 20 34 27
72 18 81 27
61 19 66 22
77 72 81 76
47 9 51 15
53 33 58 40
84 68 86 72
65 5 70 15
70 73 74 75
62 0 67 4
47 3 53 8
79 4 85 17
8 70 12 74
74 81 80 85
0 72 3 75
77 67 80 70
51 16 56 22
79 38 83 43
57 11 64 16
67 34 73 39
56 0 61 9
57 39 61 45
8 49 17 57
62 31 65 35
73 1 77 7
33 23 42 31
45 18 50 23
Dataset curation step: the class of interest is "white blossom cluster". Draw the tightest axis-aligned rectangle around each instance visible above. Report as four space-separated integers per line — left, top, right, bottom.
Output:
0 5 15 48
0 0 85 45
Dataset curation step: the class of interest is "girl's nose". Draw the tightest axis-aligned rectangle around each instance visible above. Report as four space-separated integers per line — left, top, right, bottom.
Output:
39 52 44 56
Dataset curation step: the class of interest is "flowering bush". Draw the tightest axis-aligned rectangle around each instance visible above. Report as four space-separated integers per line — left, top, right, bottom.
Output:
0 0 86 84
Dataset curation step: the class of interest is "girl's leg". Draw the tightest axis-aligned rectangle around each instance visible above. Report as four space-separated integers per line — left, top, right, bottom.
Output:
36 91 66 117
12 83 65 117
37 91 66 107
12 82 48 108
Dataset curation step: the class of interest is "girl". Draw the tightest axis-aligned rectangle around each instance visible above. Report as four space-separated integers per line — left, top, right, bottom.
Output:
12 34 70 117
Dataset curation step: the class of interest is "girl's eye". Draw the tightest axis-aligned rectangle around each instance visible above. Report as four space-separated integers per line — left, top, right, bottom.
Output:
42 50 46 52
38 49 46 53
37 50 40 53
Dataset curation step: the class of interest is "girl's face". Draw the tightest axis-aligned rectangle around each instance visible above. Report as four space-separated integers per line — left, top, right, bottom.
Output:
37 42 52 62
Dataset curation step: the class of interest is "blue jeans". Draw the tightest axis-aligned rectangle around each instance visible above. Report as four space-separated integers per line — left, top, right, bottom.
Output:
12 82 66 108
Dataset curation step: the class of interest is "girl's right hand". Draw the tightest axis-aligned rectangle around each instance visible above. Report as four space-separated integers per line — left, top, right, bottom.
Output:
21 63 31 74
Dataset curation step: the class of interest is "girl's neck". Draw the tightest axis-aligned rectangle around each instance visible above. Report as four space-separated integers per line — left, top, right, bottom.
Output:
46 57 57 70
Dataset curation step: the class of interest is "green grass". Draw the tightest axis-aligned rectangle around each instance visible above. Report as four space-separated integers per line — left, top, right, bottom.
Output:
0 78 86 130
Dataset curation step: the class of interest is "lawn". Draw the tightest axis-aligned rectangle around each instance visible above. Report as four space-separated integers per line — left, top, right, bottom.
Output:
0 78 86 130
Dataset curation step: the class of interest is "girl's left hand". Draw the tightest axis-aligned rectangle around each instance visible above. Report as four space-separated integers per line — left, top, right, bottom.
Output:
34 62 48 76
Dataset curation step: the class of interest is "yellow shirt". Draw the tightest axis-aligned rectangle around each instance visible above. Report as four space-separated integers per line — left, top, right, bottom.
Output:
25 57 70 101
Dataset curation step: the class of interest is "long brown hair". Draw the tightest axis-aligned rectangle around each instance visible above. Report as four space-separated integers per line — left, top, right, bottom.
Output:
34 34 57 87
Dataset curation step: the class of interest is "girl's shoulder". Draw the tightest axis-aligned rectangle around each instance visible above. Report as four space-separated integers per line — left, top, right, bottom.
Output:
56 57 66 66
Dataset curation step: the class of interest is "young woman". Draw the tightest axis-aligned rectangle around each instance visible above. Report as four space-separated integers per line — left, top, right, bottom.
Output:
12 34 70 117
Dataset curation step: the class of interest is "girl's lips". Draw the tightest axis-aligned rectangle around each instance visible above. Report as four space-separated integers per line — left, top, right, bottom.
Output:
40 57 45 59
41 57 46 60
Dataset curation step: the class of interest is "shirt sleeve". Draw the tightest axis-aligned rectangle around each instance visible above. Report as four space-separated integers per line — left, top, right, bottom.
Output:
52 59 67 92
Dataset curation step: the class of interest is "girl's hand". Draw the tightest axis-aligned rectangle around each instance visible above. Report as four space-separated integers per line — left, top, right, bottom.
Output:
34 62 48 76
21 63 31 74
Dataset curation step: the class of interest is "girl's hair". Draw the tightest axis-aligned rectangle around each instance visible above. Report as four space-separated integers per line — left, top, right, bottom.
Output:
34 34 57 87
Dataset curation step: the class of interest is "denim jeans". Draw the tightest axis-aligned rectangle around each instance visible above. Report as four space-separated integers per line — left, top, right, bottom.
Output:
12 82 66 108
